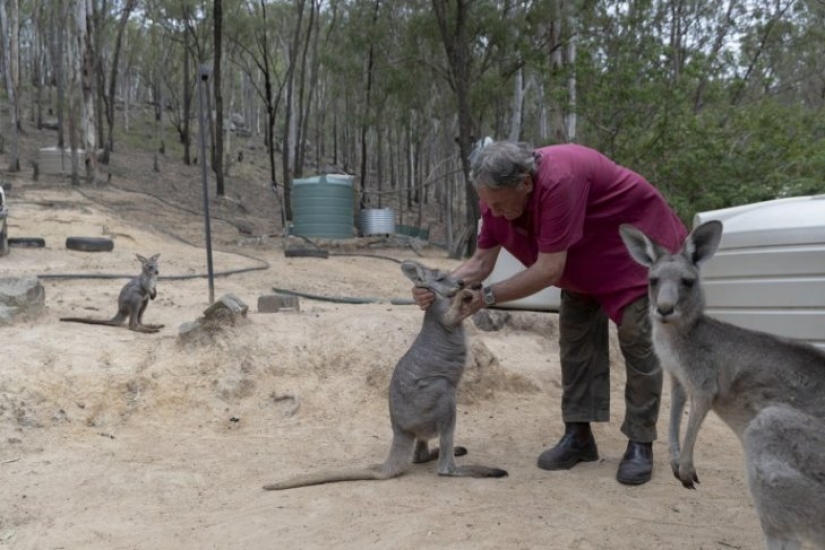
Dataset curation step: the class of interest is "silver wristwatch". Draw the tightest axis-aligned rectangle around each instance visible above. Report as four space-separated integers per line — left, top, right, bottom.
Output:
481 286 496 307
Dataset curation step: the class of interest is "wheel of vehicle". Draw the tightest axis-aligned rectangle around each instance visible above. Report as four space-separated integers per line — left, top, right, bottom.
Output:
284 247 329 259
0 226 8 257
65 236 114 252
8 237 46 249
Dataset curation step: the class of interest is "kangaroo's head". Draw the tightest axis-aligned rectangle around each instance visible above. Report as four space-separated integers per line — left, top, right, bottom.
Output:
137 253 161 279
619 221 722 327
400 260 465 298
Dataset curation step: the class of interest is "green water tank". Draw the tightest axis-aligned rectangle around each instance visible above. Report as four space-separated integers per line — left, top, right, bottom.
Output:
291 174 355 239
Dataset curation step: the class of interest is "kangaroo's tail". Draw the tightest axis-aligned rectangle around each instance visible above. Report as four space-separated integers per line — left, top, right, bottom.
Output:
263 465 392 490
60 316 121 326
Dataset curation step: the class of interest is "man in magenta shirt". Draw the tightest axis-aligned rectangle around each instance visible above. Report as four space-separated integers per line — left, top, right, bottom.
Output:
413 140 687 485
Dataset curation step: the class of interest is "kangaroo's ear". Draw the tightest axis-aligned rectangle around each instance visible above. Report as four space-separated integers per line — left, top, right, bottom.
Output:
619 224 664 267
136 254 148 264
400 260 424 284
150 253 160 261
685 220 723 267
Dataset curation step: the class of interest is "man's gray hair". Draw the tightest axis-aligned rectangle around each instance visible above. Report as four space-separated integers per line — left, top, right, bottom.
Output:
471 140 537 190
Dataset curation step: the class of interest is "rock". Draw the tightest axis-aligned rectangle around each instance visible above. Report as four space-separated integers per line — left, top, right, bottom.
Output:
472 308 510 332
0 277 45 324
257 294 300 313
178 294 249 343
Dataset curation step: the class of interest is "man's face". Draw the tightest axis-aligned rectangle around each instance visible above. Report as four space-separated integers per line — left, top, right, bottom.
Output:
477 177 533 220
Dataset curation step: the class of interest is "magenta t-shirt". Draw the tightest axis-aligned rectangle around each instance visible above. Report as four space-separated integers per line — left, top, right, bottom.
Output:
477 144 687 323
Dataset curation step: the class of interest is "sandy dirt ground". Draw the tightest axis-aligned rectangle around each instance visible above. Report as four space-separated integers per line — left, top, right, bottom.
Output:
0 179 767 550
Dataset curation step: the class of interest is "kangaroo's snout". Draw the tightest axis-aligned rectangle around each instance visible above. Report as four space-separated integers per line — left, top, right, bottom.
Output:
655 304 675 320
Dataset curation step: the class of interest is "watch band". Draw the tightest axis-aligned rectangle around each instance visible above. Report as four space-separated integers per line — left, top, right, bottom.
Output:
482 286 496 307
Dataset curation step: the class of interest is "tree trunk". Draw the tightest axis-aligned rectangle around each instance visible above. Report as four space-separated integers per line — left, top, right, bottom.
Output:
431 0 479 258
357 0 380 215
92 0 105 155
564 10 577 142
0 0 21 171
508 67 523 141
102 0 137 165
213 0 225 196
281 0 307 222
81 0 97 185
55 2 66 149
182 15 192 165
9 0 19 131
68 0 82 186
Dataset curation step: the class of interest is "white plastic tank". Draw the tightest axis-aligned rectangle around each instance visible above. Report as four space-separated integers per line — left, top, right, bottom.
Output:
695 194 825 350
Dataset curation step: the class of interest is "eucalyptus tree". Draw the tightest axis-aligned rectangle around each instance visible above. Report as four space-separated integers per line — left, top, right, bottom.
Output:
146 0 215 166
428 0 539 255
213 0 224 194
139 15 171 171
0 0 21 171
226 0 293 223
102 0 140 164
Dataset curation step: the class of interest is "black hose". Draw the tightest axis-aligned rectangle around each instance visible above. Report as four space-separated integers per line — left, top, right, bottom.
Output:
272 286 416 306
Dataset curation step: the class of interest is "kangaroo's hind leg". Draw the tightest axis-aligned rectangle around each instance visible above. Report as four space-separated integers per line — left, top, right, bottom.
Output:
745 406 825 550
433 403 507 478
412 439 467 463
134 298 163 332
129 300 160 333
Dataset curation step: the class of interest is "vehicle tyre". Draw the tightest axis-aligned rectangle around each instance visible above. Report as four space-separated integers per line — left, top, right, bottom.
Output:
65 236 114 252
284 247 329 259
8 237 46 249
0 226 8 257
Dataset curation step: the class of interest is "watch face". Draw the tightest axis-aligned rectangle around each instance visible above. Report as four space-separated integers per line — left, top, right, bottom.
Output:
483 287 495 306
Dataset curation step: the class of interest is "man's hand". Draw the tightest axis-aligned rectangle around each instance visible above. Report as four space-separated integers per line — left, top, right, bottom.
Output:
411 286 435 310
453 286 485 322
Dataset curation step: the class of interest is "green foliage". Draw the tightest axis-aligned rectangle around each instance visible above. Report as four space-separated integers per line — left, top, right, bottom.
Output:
641 101 825 222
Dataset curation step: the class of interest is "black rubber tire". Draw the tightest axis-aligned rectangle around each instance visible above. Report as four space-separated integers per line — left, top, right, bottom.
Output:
0 225 8 256
284 247 329 259
66 236 114 252
8 237 46 249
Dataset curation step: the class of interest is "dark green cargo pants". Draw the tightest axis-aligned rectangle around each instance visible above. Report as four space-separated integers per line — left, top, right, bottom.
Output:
558 290 662 442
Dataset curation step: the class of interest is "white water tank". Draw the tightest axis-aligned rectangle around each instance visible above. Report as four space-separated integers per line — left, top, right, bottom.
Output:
695 194 825 349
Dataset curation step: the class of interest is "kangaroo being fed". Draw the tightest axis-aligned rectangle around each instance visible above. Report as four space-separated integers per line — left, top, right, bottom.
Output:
620 220 825 550
263 260 508 490
60 253 164 334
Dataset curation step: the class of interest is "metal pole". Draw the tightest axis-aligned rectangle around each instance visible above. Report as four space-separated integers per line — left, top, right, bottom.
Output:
197 65 215 304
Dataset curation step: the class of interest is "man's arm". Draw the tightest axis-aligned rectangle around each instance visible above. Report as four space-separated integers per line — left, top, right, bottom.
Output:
486 250 566 304
431 249 567 322
451 245 501 285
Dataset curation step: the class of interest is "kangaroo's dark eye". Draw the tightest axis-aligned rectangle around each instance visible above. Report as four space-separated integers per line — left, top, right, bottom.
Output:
681 278 695 289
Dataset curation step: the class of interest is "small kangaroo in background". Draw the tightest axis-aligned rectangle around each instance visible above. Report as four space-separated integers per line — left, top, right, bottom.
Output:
263 260 508 490
620 220 825 550
60 253 164 334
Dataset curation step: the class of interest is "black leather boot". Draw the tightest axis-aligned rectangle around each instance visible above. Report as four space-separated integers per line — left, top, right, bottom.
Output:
537 422 599 470
616 440 653 485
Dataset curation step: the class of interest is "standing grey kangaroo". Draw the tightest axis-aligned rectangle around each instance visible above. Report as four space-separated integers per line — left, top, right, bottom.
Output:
263 260 508 490
620 220 825 550
60 253 164 334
